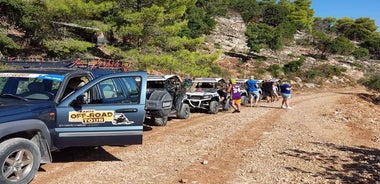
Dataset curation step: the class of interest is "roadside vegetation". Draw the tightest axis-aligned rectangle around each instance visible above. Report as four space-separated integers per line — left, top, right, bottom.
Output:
0 0 379 92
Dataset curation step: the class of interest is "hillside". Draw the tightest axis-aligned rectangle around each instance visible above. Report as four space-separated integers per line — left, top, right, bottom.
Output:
203 11 380 92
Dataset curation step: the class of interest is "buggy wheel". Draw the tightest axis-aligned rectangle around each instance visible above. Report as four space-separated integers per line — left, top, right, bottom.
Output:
222 98 231 111
154 116 168 126
241 96 248 105
0 138 41 184
208 101 219 114
177 103 190 119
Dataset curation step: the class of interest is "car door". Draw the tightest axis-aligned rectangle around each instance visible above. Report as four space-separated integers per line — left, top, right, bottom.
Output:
54 71 147 149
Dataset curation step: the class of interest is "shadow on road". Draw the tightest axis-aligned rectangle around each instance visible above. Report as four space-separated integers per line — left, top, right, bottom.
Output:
51 146 122 162
335 91 380 105
279 142 380 183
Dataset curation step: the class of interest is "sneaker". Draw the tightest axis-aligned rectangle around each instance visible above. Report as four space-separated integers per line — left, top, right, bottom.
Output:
287 106 293 110
281 105 286 109
232 110 240 113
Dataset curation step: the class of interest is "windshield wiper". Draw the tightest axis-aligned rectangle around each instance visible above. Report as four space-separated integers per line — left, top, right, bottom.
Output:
0 94 28 101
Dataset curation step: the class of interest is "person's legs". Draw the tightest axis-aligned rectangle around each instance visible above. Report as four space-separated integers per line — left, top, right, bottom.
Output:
236 99 241 112
281 98 286 108
231 99 238 111
281 93 291 108
249 92 254 107
253 91 260 106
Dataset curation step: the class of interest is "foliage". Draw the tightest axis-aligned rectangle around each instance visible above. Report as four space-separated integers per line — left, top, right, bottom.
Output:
276 20 297 42
0 0 49 46
0 33 21 55
330 36 355 55
283 57 305 74
43 39 94 58
360 33 380 59
303 69 321 81
231 0 261 23
352 47 369 59
181 3 215 38
246 23 275 52
267 64 283 78
0 0 379 78
311 30 332 58
0 63 13 70
288 0 314 32
313 17 336 33
260 3 289 27
315 64 347 78
334 17 378 41
359 73 380 92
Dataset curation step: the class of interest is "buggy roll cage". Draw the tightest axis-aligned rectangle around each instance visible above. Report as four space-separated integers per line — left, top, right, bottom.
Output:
0 57 132 71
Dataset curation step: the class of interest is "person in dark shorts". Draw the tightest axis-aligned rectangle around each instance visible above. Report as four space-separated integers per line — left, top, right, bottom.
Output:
261 80 273 103
280 81 292 109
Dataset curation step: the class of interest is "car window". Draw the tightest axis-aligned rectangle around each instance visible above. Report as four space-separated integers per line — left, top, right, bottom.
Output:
0 73 63 100
91 76 141 104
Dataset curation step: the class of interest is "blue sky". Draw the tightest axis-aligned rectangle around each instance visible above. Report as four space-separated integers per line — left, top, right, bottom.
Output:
311 0 380 31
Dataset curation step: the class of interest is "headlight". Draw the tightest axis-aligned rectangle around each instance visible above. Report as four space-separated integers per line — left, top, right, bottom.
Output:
162 101 172 108
203 95 212 99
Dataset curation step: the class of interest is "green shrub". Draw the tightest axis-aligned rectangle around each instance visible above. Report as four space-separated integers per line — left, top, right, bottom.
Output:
303 69 321 80
267 64 283 78
283 58 304 74
352 47 369 59
0 34 20 55
44 39 94 58
316 64 347 77
359 73 380 92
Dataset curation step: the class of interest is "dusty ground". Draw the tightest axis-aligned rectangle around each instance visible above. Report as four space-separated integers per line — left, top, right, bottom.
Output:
31 86 380 184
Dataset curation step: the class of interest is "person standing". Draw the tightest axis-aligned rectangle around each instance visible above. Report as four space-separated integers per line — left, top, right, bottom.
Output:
271 80 280 101
280 81 292 109
246 75 260 107
228 78 241 113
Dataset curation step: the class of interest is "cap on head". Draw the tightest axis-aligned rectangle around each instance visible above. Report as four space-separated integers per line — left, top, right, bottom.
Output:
230 78 236 84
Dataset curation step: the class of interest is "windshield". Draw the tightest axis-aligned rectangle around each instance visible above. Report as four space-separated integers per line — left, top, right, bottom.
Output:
0 73 63 100
147 81 165 89
188 82 217 92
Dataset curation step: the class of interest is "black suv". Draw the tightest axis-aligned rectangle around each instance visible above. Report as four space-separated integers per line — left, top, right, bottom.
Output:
0 60 147 183
145 75 190 126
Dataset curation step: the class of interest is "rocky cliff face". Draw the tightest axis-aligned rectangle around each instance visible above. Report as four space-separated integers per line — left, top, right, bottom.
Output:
203 10 249 54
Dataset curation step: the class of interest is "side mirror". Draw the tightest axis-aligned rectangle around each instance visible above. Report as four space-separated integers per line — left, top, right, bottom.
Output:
71 94 88 106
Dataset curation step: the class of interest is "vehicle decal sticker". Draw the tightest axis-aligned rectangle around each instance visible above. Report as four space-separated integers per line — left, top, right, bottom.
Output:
0 73 64 81
69 110 135 125
37 74 64 81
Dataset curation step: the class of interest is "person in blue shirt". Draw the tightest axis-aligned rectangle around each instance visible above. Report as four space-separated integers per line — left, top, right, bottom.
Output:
245 76 260 107
280 81 292 109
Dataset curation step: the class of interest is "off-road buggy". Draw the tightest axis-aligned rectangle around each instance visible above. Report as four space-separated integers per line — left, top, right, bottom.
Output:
145 74 190 126
185 78 230 114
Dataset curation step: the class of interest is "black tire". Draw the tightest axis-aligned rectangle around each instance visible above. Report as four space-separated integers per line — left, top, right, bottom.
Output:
177 103 190 119
222 98 231 111
0 138 41 184
154 116 168 126
208 101 219 114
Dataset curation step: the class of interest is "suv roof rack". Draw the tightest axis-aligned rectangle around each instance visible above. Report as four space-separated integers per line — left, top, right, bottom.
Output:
0 57 132 71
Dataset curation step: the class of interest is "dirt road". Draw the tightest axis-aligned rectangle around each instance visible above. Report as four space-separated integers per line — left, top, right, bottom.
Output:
31 87 380 184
